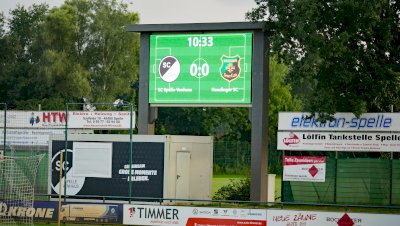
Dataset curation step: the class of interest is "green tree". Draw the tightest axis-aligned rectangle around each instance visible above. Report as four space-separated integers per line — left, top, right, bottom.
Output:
30 0 139 108
32 3 91 104
156 107 251 141
247 0 400 118
82 0 140 104
0 0 139 110
0 4 48 108
269 55 302 143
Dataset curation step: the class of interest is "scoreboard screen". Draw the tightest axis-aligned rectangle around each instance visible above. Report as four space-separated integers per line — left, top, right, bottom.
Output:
149 33 253 105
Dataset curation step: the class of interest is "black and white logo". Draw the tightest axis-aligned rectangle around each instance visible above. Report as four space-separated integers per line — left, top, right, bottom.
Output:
51 149 85 195
159 56 181 82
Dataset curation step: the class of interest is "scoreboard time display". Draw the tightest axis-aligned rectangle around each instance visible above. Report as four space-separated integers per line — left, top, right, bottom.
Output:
149 33 253 105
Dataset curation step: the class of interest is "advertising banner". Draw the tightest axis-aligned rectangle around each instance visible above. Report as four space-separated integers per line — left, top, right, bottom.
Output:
278 131 400 152
0 111 135 129
59 203 121 223
50 140 164 199
0 111 67 128
149 33 253 105
68 111 135 129
0 128 64 146
278 112 399 131
0 201 123 224
0 201 58 221
266 209 400 226
123 204 267 226
283 156 326 182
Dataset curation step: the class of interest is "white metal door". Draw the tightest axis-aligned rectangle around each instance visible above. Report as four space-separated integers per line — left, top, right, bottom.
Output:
176 151 190 199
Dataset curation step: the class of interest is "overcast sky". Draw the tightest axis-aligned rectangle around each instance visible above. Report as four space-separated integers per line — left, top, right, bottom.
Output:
1 0 258 24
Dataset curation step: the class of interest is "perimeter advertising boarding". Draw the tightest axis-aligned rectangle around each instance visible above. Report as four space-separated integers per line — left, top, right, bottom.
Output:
0 111 134 129
50 140 164 199
0 110 134 146
266 209 400 226
0 201 123 224
123 204 267 226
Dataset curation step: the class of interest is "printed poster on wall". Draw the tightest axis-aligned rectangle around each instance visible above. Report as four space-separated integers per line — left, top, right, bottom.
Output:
50 140 164 199
283 156 326 182
123 204 266 226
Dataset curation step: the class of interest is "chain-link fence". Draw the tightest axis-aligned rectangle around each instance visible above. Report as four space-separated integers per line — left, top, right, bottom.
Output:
282 151 400 206
0 104 51 199
0 103 135 201
2 103 400 207
213 141 282 174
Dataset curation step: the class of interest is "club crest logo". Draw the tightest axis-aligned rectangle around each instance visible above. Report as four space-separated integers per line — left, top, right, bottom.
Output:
220 55 241 82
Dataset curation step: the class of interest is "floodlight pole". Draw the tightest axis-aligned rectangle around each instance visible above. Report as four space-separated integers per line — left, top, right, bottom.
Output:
127 22 269 202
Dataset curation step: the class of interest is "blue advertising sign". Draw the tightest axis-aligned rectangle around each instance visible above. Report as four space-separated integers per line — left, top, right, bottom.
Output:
0 200 123 224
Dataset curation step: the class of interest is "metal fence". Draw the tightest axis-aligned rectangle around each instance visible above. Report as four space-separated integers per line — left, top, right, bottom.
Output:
282 152 400 206
1 104 400 207
0 103 135 201
213 141 282 174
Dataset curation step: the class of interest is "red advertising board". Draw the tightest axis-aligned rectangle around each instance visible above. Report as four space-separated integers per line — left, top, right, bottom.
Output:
283 156 326 182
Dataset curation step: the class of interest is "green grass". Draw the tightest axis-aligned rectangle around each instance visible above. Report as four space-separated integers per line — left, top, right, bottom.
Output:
212 174 245 196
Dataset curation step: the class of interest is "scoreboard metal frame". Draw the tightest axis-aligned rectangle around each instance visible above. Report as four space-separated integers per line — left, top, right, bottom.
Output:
126 22 269 202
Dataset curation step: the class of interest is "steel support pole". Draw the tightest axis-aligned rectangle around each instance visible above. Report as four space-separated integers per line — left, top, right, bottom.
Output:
138 32 155 135
250 30 269 202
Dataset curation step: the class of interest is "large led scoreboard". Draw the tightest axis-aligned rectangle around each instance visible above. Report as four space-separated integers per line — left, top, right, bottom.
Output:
127 22 269 202
149 33 253 105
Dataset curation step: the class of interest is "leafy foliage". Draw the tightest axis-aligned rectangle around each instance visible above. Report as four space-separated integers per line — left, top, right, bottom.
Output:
268 55 302 143
213 177 250 201
247 0 400 118
156 107 251 141
0 0 139 109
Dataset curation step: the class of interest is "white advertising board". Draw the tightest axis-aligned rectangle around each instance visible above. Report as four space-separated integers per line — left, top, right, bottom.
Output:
0 128 64 146
266 209 400 226
73 142 113 178
278 131 400 152
283 156 326 182
0 111 135 129
67 111 134 129
123 205 267 226
0 111 67 128
278 112 399 131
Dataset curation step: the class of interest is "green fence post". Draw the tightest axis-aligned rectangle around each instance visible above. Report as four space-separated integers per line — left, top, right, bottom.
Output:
334 151 338 204
281 150 285 202
129 104 133 204
64 104 69 202
390 152 393 205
